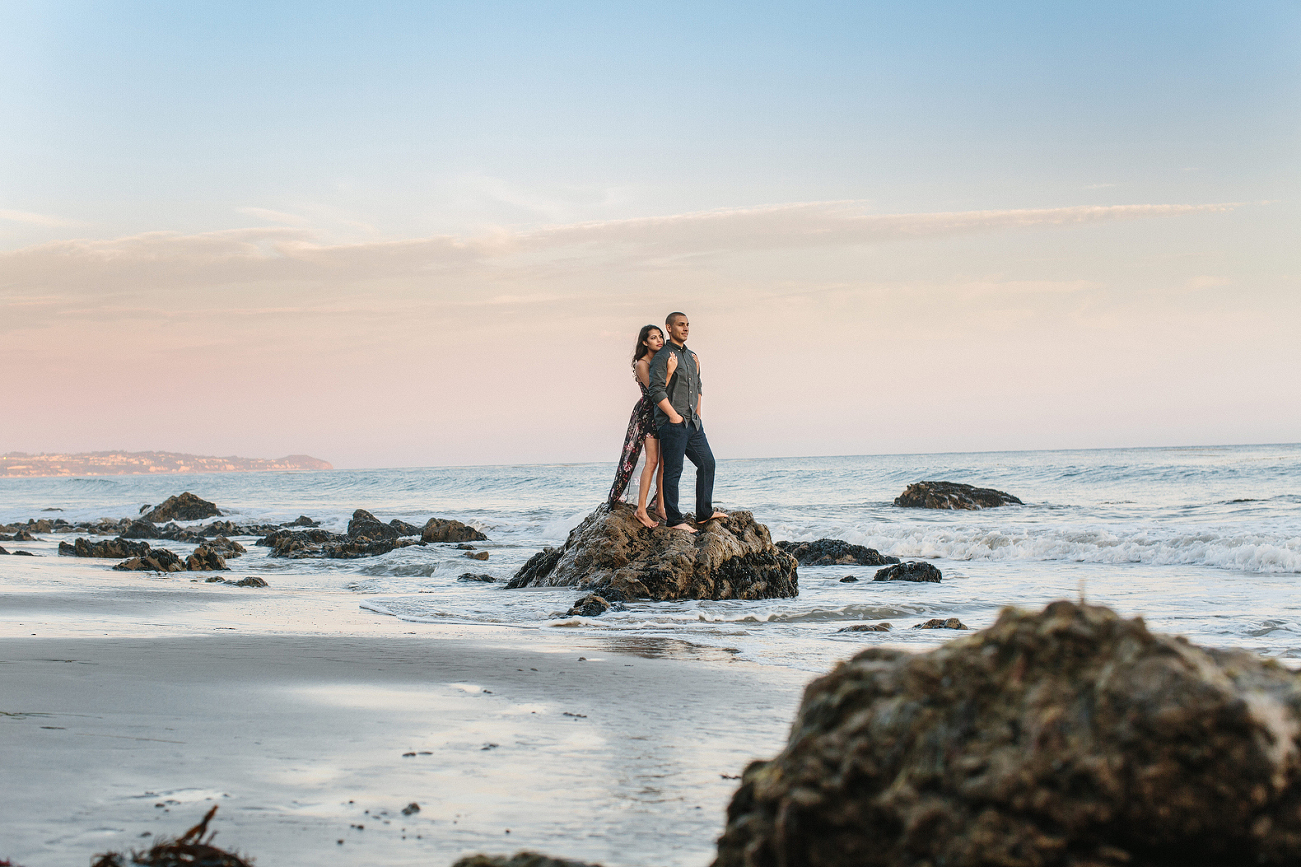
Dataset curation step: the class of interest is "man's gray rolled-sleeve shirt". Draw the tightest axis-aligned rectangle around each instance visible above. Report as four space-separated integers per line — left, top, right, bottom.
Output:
648 342 702 429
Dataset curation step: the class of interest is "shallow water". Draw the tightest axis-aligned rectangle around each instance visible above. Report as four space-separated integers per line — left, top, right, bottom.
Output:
3 443 1300 672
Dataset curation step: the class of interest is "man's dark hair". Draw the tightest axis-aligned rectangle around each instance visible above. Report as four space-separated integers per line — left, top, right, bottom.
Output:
666 311 687 326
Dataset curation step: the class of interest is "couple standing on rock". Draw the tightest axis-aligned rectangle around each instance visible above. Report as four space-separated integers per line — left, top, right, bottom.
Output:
608 312 727 533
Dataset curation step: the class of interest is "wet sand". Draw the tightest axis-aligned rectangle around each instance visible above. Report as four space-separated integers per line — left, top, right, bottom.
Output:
0 576 810 867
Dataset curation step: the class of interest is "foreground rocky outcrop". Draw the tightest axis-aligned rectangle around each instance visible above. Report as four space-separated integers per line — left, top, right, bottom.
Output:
141 493 223 523
507 503 797 602
713 600 1301 867
776 538 899 567
894 480 1023 509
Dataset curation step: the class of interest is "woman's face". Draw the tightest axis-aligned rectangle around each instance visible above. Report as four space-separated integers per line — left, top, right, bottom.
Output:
644 329 664 351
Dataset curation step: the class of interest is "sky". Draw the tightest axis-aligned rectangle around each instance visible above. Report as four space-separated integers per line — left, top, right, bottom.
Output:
2 1 1298 468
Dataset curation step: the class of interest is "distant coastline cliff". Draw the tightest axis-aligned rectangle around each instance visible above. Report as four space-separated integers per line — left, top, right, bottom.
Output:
0 451 333 478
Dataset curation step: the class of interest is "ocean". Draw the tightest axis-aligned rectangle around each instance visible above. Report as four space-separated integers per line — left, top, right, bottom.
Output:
3 443 1300 673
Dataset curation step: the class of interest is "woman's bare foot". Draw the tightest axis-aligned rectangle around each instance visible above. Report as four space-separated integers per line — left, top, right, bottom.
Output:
634 509 658 529
669 522 697 533
654 509 668 523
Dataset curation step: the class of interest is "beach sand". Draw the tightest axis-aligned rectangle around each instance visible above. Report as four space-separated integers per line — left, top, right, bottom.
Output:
0 567 811 867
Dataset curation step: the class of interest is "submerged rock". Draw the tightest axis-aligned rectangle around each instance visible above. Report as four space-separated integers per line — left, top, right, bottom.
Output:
777 538 899 567
141 493 222 523
285 515 319 527
873 561 943 583
507 503 797 602
207 576 268 588
914 617 966 629
452 854 604 867
0 528 36 542
894 480 1022 510
457 572 497 583
422 517 488 543
59 537 152 559
465 550 490 561
568 593 612 617
714 600 1301 867
837 622 892 632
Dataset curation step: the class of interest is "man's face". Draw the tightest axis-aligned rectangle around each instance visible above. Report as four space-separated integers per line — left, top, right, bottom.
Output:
667 315 690 344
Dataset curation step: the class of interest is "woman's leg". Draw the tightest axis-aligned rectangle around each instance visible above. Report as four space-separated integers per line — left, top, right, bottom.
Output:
635 437 660 528
654 450 666 520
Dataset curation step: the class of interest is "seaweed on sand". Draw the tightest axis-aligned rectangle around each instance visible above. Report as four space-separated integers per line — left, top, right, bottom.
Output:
91 805 253 867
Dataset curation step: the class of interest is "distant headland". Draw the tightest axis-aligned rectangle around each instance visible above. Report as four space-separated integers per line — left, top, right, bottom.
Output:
0 451 333 478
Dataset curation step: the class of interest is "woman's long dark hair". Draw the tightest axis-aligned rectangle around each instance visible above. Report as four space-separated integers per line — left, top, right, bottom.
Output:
633 324 663 362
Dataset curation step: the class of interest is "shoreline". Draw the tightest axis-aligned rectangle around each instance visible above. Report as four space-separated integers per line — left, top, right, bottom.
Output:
0 584 810 867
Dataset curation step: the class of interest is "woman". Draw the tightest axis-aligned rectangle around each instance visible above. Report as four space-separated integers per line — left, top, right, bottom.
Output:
608 324 676 528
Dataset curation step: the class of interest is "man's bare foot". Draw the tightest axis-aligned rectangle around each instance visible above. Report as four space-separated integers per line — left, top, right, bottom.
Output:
669 522 697 534
634 509 658 529
701 510 728 522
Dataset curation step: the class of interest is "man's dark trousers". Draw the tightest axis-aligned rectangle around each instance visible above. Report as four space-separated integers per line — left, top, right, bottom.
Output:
657 420 715 525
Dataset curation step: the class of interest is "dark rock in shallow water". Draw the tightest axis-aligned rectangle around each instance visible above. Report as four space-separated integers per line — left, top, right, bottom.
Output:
259 527 421 559
184 544 229 572
894 480 1023 510
285 515 318 527
389 518 423 537
422 517 488 543
205 535 246 558
114 548 185 573
347 509 401 542
256 527 337 548
914 617 966 629
59 537 152 559
874 561 942 583
142 493 222 523
453 854 604 867
507 503 797 602
13 550 35 556
567 593 612 617
839 575 858 583
0 545 6 554
457 572 497 583
0 528 36 542
465 550 490 561
207 575 268 588
120 519 161 540
777 538 899 567
715 600 1301 867
837 622 891 632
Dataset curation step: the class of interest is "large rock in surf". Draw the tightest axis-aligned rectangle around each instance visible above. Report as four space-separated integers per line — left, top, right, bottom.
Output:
142 493 223 523
873 560 942 582
422 517 487 543
507 503 797 601
347 509 402 542
894 480 1022 509
777 538 899 567
714 600 1301 867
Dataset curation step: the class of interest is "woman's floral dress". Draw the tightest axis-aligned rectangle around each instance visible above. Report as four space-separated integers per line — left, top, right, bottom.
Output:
607 363 659 506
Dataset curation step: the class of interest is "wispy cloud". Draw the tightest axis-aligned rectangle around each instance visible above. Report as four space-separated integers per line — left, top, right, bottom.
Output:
0 208 84 228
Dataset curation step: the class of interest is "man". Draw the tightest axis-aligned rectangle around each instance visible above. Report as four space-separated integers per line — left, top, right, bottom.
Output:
647 312 726 532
